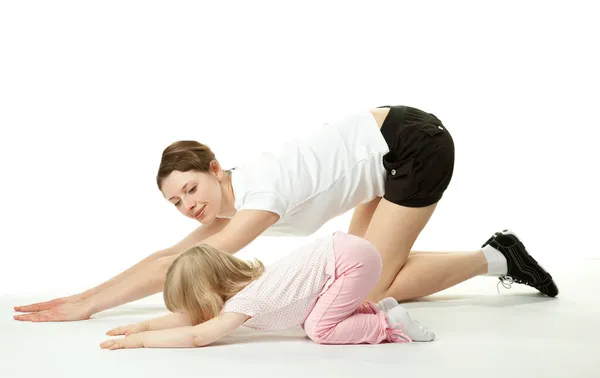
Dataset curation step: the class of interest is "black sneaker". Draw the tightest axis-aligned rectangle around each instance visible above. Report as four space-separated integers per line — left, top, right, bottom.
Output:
482 229 559 297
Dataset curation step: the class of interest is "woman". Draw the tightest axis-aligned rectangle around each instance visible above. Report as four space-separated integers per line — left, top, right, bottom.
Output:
14 105 558 322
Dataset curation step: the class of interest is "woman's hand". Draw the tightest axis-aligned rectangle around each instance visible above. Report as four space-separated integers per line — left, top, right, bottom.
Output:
13 298 93 322
14 294 83 314
100 327 197 350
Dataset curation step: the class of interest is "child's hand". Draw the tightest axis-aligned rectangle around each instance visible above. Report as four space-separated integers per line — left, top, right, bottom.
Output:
100 327 197 350
106 322 148 336
100 334 145 350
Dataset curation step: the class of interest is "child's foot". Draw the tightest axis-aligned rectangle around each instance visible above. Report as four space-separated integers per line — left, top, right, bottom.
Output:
375 297 398 312
386 305 435 342
482 229 559 297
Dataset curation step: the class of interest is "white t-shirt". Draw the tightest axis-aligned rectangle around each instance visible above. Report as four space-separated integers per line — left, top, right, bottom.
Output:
231 108 389 237
221 231 340 331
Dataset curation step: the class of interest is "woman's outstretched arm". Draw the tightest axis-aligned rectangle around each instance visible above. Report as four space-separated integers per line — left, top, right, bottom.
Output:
82 217 233 299
13 218 230 321
83 209 279 316
14 210 278 322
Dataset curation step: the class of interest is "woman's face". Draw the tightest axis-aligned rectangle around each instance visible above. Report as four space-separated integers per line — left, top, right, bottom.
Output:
161 169 222 225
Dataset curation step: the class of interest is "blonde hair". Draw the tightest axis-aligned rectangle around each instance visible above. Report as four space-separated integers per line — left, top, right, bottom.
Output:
163 244 265 325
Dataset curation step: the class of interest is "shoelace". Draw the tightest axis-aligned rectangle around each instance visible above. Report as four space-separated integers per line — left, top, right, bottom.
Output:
497 275 515 293
497 275 530 292
388 322 412 343
497 274 551 293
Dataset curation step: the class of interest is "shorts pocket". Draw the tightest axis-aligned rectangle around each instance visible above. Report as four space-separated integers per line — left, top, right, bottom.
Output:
382 157 420 202
384 156 414 178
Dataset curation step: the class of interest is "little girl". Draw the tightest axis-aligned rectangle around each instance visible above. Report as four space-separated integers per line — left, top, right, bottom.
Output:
101 231 435 350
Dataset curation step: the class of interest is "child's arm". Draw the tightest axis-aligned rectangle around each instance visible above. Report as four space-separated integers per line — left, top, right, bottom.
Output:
106 311 193 336
100 312 249 350
191 312 250 347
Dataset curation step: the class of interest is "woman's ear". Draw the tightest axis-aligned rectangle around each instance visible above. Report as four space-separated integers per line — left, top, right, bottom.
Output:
210 160 223 180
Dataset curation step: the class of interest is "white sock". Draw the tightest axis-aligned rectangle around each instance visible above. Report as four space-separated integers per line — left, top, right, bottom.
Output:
375 297 399 312
481 244 508 276
386 305 435 342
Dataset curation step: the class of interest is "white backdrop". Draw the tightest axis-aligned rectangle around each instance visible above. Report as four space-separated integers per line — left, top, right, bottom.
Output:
1 1 598 296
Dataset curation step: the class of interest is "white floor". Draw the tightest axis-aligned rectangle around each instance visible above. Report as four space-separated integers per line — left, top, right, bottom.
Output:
2 259 599 378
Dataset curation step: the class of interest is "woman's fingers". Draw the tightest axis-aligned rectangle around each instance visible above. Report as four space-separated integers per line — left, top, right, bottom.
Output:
14 299 61 313
13 311 46 321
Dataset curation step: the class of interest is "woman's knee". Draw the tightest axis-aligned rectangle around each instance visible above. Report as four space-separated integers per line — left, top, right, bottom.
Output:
364 200 438 268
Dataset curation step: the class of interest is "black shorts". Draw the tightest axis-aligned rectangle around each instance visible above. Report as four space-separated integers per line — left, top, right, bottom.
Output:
378 105 455 208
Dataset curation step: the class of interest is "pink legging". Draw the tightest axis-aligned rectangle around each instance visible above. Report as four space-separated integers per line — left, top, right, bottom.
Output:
303 232 410 344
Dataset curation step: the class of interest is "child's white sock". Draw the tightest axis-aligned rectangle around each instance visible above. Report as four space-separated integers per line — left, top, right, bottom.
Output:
386 305 435 342
375 297 398 312
481 244 508 276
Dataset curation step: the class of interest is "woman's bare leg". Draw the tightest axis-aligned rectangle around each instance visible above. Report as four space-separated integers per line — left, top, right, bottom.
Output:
348 198 452 256
347 197 382 237
362 199 437 300
349 198 489 302
385 251 487 301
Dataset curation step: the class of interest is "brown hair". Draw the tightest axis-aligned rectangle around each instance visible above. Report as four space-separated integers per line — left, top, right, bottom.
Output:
156 140 217 190
163 244 265 325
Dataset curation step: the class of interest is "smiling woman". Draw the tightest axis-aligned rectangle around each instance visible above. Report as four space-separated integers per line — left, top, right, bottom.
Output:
13 105 558 325
157 141 239 224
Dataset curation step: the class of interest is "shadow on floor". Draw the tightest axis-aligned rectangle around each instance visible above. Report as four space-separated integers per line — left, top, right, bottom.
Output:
403 292 558 309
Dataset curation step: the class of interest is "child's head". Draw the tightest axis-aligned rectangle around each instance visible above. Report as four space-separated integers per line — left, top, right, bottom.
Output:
163 244 264 325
